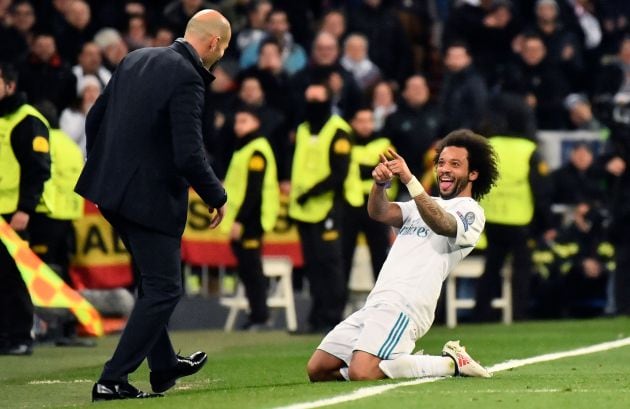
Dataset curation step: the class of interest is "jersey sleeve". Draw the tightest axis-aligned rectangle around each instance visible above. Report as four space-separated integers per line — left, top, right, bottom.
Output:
394 200 417 225
447 199 485 248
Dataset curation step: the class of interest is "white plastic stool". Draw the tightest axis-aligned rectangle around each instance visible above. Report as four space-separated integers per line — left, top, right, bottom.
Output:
445 255 512 328
219 256 297 332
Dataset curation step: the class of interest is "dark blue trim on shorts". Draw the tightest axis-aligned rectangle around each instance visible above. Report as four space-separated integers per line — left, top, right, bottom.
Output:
377 312 410 359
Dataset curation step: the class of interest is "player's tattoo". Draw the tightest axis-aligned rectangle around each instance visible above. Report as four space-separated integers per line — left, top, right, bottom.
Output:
413 194 458 237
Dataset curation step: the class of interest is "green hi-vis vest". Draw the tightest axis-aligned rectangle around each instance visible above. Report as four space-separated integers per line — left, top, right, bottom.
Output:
480 136 536 226
0 104 55 214
352 137 398 200
46 129 84 220
289 115 364 222
222 136 280 233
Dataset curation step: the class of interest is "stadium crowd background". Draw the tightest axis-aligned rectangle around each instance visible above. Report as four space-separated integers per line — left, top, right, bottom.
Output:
2 0 630 331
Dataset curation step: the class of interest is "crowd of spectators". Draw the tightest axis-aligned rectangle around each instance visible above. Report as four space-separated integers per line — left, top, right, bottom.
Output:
3 0 630 321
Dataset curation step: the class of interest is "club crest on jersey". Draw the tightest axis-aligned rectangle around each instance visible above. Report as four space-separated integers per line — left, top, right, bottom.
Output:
456 211 475 232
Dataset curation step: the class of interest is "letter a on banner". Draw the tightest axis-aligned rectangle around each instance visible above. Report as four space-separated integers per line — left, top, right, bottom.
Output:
0 216 104 337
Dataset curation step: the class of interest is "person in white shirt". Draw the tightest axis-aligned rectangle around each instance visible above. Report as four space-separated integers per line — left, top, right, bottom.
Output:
307 129 499 382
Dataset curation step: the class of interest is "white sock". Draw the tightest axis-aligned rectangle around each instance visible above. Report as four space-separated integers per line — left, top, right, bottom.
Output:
339 367 350 381
379 354 455 379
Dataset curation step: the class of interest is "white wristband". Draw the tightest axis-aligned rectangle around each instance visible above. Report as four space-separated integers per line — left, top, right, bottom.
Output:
405 176 425 198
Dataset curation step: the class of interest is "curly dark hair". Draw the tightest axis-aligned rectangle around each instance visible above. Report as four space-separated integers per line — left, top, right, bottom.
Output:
433 129 499 201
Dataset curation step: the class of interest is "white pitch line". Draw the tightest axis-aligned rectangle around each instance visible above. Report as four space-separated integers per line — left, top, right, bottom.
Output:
275 337 630 409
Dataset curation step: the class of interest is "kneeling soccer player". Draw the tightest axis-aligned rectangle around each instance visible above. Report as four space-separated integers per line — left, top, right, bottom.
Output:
307 129 499 381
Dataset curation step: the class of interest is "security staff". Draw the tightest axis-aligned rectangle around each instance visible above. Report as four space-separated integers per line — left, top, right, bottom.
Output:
342 108 395 289
475 93 554 321
29 102 84 284
222 107 279 330
29 102 86 345
289 83 363 333
0 63 52 355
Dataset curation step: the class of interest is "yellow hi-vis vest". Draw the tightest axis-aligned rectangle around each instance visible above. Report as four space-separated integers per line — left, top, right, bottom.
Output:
352 137 398 200
47 129 84 220
222 136 280 233
289 115 364 222
480 136 536 226
0 104 55 214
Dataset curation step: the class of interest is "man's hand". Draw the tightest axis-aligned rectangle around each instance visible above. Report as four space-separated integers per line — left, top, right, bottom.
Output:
208 205 225 229
9 211 30 232
230 221 242 241
372 153 393 185
384 148 413 184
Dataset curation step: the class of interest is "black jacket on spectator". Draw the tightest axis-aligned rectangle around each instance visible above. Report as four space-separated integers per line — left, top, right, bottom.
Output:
290 64 362 126
75 39 226 237
438 65 488 134
443 3 521 85
345 2 413 85
383 101 440 178
17 53 76 113
551 162 606 206
0 26 28 63
499 58 569 130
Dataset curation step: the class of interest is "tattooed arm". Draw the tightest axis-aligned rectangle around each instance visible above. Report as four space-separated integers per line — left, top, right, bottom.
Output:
385 149 458 237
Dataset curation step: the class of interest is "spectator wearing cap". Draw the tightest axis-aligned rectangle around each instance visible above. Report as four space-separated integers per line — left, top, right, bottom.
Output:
340 33 381 92
564 93 604 131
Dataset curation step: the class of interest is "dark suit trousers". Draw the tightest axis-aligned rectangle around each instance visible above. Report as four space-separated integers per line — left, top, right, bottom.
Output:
474 223 532 321
99 210 181 382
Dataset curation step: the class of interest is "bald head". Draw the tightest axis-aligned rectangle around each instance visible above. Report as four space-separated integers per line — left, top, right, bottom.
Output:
185 9 231 43
184 9 232 70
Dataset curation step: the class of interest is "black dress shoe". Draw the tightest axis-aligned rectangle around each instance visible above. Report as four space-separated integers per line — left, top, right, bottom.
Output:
150 351 208 393
91 381 162 402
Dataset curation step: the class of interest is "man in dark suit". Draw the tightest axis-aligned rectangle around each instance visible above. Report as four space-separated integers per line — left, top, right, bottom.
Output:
75 10 232 401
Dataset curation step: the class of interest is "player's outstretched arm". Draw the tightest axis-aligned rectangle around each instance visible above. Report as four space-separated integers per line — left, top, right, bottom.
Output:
368 154 403 228
386 149 457 237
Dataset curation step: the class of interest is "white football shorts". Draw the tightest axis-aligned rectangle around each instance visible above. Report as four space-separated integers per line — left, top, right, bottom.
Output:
317 303 419 365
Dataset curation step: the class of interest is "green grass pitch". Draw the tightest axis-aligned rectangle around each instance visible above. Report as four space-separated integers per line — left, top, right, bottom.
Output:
1 317 630 408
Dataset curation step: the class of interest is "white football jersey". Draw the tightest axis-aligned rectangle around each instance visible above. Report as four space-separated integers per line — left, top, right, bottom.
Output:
365 196 485 334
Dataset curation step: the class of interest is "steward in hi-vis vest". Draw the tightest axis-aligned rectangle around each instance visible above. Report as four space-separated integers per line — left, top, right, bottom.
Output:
288 83 360 332
0 63 51 355
474 93 554 323
223 107 280 330
342 108 395 294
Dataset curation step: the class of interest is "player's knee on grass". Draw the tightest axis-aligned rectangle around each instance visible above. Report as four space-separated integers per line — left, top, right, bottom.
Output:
307 350 345 382
348 351 386 381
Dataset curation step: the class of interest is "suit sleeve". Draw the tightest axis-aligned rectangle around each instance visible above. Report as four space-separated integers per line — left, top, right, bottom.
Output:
170 69 227 208
85 79 110 155
11 116 51 214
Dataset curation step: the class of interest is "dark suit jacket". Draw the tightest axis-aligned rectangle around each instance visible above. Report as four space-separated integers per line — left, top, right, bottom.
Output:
75 39 227 237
